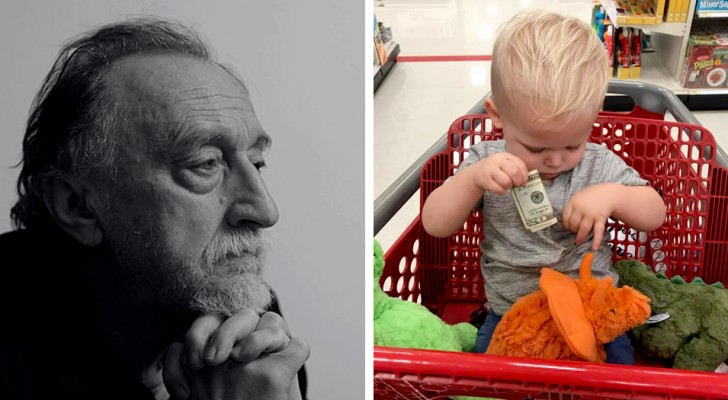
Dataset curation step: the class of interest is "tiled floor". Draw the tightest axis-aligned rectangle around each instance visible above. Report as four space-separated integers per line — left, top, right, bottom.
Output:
374 0 728 251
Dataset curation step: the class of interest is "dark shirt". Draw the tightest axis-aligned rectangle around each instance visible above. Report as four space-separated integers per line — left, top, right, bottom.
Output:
0 229 306 399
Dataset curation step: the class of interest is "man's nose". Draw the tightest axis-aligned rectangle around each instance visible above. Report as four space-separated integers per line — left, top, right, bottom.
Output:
225 166 279 228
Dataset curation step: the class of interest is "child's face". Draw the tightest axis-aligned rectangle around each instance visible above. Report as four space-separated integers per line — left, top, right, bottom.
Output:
487 99 596 181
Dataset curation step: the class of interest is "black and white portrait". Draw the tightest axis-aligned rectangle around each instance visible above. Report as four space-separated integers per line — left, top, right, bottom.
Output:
0 2 363 399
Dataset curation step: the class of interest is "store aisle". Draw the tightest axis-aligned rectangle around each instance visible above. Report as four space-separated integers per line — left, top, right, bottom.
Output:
374 0 728 251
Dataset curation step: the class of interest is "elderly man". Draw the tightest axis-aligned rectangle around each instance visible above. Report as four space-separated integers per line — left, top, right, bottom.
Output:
0 18 308 399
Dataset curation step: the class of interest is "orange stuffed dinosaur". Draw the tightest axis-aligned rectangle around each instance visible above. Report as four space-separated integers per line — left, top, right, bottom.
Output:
486 253 651 362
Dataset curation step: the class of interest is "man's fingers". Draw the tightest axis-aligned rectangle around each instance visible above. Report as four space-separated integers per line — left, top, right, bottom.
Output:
232 328 290 363
231 312 290 363
288 374 303 400
282 337 311 368
264 336 310 374
256 312 291 336
185 314 223 370
203 308 260 367
163 342 189 400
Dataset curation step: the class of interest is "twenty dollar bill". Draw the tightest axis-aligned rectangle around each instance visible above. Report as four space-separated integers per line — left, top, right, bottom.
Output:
511 170 557 232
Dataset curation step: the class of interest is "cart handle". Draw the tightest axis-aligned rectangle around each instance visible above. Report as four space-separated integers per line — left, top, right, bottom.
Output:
374 80 728 235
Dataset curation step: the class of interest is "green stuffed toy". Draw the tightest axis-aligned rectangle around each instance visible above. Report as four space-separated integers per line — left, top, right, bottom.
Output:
615 260 728 371
373 240 477 352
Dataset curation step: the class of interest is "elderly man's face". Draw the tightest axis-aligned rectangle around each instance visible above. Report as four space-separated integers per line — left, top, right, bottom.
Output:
98 54 279 316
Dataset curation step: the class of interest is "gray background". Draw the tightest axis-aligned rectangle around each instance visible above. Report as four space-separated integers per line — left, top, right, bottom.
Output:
0 1 364 398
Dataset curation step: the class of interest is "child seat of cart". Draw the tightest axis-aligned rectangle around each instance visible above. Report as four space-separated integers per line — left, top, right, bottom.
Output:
374 82 728 400
379 95 728 367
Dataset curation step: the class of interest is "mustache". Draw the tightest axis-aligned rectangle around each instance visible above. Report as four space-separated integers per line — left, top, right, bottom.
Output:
201 228 270 270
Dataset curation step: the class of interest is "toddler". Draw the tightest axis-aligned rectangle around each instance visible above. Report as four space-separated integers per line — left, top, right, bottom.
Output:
421 9 666 364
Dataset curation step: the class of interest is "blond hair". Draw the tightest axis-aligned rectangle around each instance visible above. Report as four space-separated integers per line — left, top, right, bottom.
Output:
491 10 609 123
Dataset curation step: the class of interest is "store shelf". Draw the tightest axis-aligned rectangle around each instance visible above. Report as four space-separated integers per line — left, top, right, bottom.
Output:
686 87 728 95
598 52 728 112
696 10 728 18
374 40 400 93
374 40 396 75
593 0 728 109
600 0 659 26
639 22 688 36
600 0 688 36
638 51 728 109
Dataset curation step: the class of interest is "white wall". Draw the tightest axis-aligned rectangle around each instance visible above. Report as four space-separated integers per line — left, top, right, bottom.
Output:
0 1 364 398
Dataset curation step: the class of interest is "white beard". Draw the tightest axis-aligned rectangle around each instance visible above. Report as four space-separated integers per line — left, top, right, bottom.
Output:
104 224 273 317
190 273 272 316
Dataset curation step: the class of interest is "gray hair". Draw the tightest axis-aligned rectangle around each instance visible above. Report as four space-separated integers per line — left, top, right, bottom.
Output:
12 17 213 230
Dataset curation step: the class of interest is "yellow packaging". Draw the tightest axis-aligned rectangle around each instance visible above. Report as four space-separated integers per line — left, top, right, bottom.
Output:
654 0 667 21
666 0 676 22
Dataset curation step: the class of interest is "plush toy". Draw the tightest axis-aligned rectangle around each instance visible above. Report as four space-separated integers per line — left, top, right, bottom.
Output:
615 259 728 371
373 240 477 352
487 253 651 362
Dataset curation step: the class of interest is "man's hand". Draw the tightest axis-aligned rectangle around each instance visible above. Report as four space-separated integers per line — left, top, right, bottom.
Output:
562 183 617 250
163 310 310 400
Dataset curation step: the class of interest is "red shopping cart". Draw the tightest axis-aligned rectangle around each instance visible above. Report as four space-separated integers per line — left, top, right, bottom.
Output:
373 81 728 399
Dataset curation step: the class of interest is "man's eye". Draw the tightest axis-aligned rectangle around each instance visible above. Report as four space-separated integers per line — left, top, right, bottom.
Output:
191 158 224 175
254 160 267 171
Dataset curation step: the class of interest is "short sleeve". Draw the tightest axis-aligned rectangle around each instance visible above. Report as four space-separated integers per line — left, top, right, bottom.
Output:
451 141 501 178
454 144 487 177
445 141 502 210
598 146 649 187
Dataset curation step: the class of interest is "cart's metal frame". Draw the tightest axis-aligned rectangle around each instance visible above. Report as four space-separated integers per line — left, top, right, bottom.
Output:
374 80 728 234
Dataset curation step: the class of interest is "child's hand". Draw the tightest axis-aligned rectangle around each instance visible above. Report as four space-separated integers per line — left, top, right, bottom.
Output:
563 184 617 250
422 152 528 238
470 153 529 195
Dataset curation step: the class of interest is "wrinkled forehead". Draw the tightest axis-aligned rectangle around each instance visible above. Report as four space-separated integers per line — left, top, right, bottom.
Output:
104 54 264 152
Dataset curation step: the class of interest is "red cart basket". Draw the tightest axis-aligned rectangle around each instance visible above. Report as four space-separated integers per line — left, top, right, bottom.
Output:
373 81 728 400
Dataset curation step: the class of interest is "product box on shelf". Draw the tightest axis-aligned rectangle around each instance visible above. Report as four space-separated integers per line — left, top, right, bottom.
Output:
610 0 658 24
666 0 689 22
629 28 642 78
653 0 667 21
616 27 631 79
666 0 676 22
594 3 615 75
682 34 728 88
605 25 616 75
681 0 689 21
695 0 728 13
373 15 387 66
593 3 609 40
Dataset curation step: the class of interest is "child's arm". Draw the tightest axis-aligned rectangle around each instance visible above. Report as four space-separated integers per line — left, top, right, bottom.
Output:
422 152 528 238
563 183 665 250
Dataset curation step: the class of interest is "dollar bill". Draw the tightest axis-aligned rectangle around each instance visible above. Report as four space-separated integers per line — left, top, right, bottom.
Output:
511 170 557 232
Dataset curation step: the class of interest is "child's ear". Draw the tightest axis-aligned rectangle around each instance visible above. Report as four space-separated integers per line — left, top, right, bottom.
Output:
40 178 104 247
484 98 502 129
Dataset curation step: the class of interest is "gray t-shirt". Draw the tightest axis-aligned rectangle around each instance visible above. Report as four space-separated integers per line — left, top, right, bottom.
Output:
452 141 648 315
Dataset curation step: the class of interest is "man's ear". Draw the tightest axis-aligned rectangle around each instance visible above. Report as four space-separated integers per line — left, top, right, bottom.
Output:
40 179 104 247
484 98 502 130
